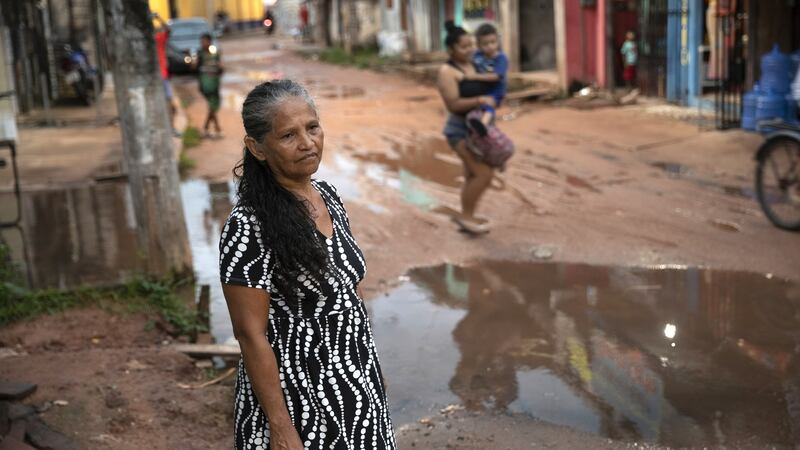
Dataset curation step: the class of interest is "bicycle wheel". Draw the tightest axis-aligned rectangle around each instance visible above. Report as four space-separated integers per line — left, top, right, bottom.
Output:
755 136 800 231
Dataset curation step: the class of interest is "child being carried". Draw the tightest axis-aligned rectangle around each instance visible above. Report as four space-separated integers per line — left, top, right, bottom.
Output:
465 23 508 137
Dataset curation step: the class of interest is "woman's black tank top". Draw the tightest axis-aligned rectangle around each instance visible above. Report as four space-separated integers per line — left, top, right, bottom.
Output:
448 61 493 98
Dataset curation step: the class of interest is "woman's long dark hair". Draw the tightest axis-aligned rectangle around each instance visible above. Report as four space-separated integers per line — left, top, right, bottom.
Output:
234 80 327 301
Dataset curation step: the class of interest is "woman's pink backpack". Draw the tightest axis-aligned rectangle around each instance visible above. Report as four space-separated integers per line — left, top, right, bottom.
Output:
465 109 515 171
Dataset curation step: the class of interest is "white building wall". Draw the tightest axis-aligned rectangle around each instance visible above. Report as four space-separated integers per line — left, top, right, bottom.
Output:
272 0 303 37
380 0 402 33
409 0 432 52
356 0 381 45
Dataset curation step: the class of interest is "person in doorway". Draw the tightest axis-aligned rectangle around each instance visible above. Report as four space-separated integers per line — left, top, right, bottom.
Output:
220 80 396 449
436 21 497 234
620 30 638 90
465 23 508 137
152 13 181 137
299 2 310 41
197 33 223 138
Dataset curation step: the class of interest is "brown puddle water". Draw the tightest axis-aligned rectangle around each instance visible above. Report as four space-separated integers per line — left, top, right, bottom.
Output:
369 261 800 447
352 136 462 189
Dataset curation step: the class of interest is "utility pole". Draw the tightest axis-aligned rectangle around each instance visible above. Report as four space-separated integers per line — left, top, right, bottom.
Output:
99 0 192 276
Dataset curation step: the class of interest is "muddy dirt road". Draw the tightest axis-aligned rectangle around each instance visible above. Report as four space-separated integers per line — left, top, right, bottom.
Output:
180 36 798 284
3 32 800 449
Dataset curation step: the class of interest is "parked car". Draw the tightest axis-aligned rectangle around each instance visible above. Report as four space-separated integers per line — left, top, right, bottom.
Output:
167 18 217 75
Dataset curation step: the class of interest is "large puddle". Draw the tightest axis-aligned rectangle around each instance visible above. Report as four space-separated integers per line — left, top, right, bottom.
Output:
369 261 800 447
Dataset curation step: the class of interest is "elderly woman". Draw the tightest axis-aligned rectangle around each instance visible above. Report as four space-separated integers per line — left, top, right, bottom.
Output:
219 80 396 450
437 21 497 234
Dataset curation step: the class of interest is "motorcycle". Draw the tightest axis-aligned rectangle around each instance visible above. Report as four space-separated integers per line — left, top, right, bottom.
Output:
214 11 230 37
263 10 276 36
59 44 100 106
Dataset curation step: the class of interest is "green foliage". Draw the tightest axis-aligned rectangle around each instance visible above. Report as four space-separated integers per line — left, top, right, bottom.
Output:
0 275 205 337
317 46 400 70
182 126 202 149
178 126 200 176
178 150 197 175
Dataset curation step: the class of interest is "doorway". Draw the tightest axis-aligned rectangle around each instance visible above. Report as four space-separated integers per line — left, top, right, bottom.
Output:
519 0 556 71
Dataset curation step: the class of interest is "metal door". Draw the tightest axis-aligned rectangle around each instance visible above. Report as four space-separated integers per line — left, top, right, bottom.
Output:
710 0 746 129
638 0 669 97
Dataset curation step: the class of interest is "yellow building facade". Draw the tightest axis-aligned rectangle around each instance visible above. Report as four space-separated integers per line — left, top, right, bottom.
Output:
148 0 265 22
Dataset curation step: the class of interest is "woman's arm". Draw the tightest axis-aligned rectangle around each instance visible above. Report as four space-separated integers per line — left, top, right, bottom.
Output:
223 284 304 450
436 65 495 115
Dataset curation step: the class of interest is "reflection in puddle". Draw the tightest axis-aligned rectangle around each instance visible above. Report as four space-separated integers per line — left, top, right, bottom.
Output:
370 261 800 447
1 181 156 288
353 136 462 189
181 179 236 343
326 142 454 212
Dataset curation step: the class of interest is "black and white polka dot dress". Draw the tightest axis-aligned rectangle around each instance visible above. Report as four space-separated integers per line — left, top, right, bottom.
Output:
219 180 396 450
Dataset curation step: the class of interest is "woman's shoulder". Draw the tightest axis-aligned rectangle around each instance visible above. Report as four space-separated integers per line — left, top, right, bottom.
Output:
221 205 256 243
312 179 341 200
437 63 465 86
225 205 256 225
438 62 460 77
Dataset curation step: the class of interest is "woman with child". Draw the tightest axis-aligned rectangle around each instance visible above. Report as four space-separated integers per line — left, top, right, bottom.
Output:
436 21 511 235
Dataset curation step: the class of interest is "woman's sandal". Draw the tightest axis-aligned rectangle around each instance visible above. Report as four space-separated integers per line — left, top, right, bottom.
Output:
454 216 490 234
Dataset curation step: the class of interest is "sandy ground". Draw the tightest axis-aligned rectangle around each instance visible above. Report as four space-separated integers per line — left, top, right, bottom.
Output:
2 33 799 449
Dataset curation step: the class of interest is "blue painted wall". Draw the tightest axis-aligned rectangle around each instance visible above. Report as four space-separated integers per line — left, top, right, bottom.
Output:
439 0 464 50
667 0 703 105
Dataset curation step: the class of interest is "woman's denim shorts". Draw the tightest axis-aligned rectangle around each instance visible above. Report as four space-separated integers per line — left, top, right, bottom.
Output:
443 114 468 148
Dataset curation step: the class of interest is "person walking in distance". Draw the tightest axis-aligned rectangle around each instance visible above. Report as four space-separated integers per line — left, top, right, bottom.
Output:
436 21 496 234
220 80 396 449
152 13 180 137
197 33 223 138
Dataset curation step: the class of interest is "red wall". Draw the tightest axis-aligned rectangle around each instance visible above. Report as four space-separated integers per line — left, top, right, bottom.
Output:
565 0 599 85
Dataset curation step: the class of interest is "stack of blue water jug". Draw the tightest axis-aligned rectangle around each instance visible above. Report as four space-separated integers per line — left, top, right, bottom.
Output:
742 45 800 130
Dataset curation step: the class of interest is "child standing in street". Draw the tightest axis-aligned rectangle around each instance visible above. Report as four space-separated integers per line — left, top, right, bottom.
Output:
197 33 223 138
466 23 508 137
621 30 638 90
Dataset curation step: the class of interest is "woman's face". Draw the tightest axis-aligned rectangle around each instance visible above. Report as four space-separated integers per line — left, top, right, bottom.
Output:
248 96 324 181
449 34 475 63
